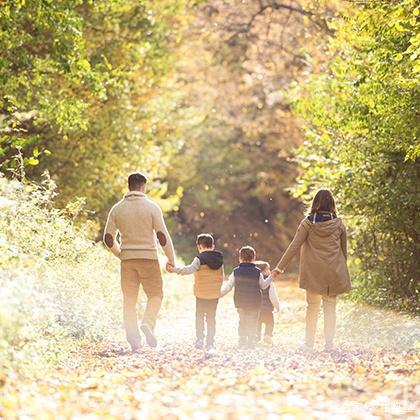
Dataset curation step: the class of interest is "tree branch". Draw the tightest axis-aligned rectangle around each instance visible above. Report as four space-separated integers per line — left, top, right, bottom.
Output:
228 1 333 43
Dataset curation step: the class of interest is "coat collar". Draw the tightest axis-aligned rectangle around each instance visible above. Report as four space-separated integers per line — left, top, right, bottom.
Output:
124 191 146 199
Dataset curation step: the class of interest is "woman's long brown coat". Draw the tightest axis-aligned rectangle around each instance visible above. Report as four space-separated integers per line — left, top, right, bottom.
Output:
276 218 351 296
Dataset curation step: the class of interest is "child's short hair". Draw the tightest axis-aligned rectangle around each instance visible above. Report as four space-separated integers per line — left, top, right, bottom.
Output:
196 233 214 248
255 260 270 272
239 246 256 262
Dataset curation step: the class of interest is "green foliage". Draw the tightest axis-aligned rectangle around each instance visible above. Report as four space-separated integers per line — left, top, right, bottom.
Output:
0 0 186 220
165 1 329 265
167 120 301 267
0 176 122 373
0 0 104 158
0 175 187 388
0 176 190 389
291 0 420 312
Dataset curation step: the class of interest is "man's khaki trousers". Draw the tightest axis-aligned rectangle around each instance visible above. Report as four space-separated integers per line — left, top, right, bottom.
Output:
121 259 163 349
305 290 337 348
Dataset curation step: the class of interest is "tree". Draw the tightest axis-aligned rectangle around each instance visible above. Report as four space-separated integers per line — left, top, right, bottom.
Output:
0 0 187 220
166 0 337 265
292 0 420 311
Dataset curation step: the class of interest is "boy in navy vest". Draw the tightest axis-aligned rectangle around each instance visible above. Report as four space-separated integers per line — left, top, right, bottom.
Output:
255 261 280 345
221 246 280 348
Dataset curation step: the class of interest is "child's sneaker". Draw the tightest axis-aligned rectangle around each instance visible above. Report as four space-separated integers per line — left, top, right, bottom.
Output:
263 336 273 345
206 340 214 351
298 343 314 353
195 339 204 349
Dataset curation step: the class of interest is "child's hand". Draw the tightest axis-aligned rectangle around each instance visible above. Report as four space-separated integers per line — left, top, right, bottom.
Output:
166 262 174 273
271 268 281 278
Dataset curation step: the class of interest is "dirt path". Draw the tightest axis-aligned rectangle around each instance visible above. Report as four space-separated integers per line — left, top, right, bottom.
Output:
3 279 419 419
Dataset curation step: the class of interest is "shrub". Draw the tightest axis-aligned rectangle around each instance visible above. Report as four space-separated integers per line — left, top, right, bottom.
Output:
0 176 122 374
291 0 420 313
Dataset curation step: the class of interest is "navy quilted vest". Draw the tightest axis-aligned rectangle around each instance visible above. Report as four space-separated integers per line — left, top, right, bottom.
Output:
233 263 261 310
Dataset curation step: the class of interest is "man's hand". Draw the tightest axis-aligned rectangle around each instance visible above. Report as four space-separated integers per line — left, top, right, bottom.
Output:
166 262 174 273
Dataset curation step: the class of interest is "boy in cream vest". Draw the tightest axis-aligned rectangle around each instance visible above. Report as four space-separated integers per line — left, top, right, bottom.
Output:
168 234 223 350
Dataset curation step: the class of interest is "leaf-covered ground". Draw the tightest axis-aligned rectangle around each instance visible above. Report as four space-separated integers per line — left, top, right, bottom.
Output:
2 279 419 419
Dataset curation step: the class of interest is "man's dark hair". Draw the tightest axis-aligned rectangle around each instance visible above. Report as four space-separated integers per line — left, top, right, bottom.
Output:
239 245 256 262
196 233 214 249
128 172 148 191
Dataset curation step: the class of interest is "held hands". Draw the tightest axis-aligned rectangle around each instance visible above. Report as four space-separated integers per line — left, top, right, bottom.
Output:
270 268 282 278
166 262 175 273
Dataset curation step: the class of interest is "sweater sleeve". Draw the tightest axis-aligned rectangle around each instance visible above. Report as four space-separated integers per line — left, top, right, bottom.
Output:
259 273 273 290
340 224 348 259
220 272 235 297
269 284 280 311
152 204 176 265
103 207 121 258
276 221 308 271
173 257 200 275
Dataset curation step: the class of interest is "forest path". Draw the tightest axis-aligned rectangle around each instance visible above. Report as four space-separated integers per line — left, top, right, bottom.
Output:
4 279 419 419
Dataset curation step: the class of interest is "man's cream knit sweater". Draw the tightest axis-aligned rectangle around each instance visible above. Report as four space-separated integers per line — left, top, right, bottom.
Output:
104 191 175 264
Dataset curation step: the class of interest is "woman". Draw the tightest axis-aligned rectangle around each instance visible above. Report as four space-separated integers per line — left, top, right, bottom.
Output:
276 189 350 351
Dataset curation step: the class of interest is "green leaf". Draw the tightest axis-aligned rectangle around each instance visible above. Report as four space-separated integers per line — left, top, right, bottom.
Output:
25 158 39 166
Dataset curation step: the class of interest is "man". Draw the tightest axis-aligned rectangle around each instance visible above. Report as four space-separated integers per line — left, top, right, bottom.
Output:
104 172 175 353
